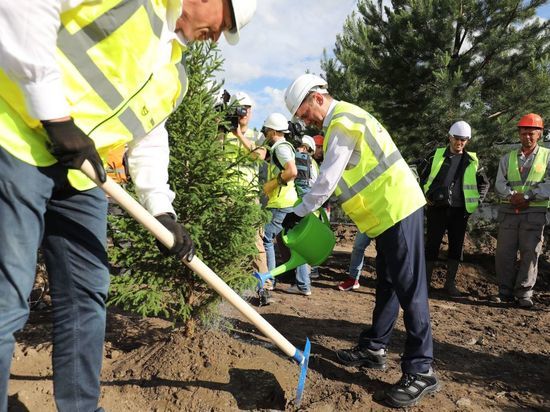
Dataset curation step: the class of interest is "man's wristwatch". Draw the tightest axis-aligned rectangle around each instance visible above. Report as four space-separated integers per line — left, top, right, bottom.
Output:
277 173 287 186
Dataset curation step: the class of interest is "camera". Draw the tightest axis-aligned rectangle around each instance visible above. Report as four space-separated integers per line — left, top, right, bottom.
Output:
227 105 248 130
286 121 305 148
214 89 249 132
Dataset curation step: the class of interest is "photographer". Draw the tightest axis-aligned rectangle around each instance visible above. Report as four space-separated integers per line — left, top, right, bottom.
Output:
222 91 268 273
418 121 489 296
223 92 267 183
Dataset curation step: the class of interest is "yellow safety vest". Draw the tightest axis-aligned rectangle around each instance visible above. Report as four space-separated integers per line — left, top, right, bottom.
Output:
0 0 187 190
224 129 262 187
323 101 425 237
266 140 298 209
507 146 550 208
423 147 481 213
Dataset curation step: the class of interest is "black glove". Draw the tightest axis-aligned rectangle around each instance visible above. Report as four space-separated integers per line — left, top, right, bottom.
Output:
42 118 106 183
155 213 195 261
282 212 303 231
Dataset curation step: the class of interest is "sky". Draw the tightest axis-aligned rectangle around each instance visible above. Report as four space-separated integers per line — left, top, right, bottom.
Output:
217 1 550 130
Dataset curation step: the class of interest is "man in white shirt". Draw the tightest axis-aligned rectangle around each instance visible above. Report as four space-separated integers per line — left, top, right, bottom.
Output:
0 1 256 410
283 74 437 408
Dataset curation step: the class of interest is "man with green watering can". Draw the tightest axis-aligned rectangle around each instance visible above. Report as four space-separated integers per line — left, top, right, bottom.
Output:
283 74 439 408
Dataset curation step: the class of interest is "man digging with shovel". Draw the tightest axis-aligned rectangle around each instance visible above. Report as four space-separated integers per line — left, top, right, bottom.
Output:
0 0 256 410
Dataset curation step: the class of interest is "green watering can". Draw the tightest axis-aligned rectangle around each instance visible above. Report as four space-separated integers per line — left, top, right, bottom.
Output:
253 209 336 297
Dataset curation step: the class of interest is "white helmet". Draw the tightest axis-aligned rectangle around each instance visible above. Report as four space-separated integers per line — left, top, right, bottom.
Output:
263 113 289 132
224 0 257 45
449 121 471 139
284 74 328 116
229 91 254 107
301 135 316 152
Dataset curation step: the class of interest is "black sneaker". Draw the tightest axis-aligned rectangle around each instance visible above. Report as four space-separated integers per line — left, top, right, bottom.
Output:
384 369 440 408
335 346 387 370
517 297 534 308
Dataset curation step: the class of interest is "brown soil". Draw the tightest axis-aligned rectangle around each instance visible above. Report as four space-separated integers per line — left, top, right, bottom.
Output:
8 225 550 411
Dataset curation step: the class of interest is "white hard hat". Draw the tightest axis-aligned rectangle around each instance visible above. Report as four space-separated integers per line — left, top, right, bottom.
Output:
301 135 316 152
224 0 257 45
449 121 471 139
229 91 254 107
263 113 289 132
284 74 328 116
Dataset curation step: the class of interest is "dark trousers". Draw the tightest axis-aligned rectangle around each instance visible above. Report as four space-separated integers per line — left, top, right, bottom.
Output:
359 207 433 374
0 147 109 412
425 206 469 261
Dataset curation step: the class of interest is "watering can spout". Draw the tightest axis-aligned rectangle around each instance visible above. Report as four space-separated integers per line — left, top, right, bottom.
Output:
269 251 308 277
253 271 274 289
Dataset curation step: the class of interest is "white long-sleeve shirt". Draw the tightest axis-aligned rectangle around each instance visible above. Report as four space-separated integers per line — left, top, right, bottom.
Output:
0 0 184 216
294 99 362 217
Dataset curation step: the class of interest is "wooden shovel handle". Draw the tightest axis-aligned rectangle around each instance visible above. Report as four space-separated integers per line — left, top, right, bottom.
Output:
80 160 296 357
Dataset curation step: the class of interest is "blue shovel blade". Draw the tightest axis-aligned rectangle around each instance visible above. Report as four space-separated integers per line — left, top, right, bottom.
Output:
293 337 311 406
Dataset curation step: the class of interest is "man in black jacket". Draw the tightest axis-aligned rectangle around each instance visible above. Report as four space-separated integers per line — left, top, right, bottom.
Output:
418 121 489 296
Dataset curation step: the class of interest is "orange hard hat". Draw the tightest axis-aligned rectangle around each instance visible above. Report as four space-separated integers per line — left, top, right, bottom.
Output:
517 113 544 129
313 135 324 146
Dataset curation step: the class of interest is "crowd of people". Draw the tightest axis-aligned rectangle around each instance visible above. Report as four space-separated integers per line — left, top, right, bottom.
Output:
0 0 547 410
223 76 547 408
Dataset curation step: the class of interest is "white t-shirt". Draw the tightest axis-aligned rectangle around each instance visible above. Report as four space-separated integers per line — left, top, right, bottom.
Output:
271 139 295 169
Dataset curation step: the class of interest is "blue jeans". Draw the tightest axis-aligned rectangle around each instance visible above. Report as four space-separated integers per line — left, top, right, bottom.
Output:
348 231 372 280
0 147 109 412
263 208 310 292
358 207 433 374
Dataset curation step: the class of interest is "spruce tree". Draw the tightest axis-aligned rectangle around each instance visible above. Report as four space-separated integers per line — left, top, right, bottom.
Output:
323 0 550 174
108 41 268 328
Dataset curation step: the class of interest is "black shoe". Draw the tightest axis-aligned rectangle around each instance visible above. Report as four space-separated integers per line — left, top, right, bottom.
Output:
517 297 534 308
258 289 272 306
384 369 440 408
335 346 387 370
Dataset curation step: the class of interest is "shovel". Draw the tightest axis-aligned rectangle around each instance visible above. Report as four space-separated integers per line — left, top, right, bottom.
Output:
80 160 310 405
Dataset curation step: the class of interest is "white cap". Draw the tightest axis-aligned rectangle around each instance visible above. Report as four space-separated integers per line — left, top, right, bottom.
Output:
263 113 289 132
229 91 254 107
449 121 471 139
224 0 257 45
284 74 328 116
301 135 315 152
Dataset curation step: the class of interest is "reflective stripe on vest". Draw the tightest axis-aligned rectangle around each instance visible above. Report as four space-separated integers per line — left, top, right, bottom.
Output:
0 0 187 190
423 147 480 213
323 101 425 237
267 140 298 209
507 147 550 208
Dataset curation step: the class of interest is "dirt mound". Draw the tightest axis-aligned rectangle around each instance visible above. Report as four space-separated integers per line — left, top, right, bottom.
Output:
8 226 550 411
